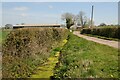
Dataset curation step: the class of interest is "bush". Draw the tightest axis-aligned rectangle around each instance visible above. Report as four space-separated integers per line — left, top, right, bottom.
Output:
81 27 120 39
2 27 68 78
81 28 91 34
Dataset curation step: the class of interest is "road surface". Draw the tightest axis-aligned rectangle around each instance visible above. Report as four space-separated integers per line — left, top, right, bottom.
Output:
73 31 119 49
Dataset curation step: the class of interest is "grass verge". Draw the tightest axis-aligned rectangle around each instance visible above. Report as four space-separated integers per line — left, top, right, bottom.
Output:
53 33 119 78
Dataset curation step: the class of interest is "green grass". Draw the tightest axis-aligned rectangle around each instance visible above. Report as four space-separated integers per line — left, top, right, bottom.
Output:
54 33 119 78
0 29 11 44
0 29 11 51
0 30 2 44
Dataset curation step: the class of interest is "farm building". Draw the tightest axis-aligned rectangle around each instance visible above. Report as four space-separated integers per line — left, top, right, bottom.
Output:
70 23 82 30
13 24 61 29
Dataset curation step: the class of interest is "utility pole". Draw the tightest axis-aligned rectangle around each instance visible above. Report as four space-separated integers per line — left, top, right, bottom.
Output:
90 5 94 28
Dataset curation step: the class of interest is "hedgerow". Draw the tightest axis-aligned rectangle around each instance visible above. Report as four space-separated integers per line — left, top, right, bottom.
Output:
2 27 68 78
81 27 120 39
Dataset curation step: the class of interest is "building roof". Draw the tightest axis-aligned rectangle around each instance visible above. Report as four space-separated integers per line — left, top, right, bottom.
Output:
77 26 82 27
13 24 61 27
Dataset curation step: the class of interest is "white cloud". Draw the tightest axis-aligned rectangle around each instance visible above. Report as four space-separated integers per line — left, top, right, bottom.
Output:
39 13 61 18
14 7 28 11
19 13 28 17
48 5 53 9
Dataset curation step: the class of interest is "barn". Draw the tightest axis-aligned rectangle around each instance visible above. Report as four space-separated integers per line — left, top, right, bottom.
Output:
13 24 61 29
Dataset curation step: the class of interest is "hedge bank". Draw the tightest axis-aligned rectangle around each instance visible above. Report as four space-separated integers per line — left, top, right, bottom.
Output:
81 27 120 39
2 27 68 78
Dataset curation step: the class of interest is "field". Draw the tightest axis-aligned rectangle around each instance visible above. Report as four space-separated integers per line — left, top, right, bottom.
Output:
0 29 11 52
54 33 118 78
0 29 11 44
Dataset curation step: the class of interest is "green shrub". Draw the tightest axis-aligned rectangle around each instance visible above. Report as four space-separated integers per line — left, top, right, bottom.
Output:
2 27 68 78
81 27 120 39
81 28 91 34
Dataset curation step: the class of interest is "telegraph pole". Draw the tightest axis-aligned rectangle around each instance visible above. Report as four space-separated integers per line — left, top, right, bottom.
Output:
90 5 94 28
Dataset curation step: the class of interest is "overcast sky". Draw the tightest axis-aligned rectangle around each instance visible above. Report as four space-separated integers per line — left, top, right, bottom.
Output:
0 2 118 26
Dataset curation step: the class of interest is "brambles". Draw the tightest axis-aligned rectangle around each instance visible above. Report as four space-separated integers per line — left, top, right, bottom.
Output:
2 27 68 78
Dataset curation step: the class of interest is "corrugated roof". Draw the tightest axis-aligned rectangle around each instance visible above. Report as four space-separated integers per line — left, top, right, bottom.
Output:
13 24 61 27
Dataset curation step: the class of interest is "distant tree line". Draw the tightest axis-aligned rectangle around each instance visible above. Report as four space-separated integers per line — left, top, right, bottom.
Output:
97 23 118 27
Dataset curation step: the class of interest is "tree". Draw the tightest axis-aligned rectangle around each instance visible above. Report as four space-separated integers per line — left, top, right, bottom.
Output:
83 19 91 28
99 23 106 26
77 11 88 28
5 24 13 29
61 13 74 29
21 23 25 25
61 11 91 29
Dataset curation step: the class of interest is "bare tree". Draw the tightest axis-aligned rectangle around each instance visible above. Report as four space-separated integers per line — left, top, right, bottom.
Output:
61 13 75 29
84 19 92 28
62 11 91 29
77 11 87 28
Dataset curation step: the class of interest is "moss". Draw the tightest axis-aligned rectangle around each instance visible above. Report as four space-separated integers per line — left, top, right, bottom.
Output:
30 54 59 78
30 40 67 78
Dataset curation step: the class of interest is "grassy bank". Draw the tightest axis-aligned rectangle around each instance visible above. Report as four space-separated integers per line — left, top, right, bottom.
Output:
54 33 118 78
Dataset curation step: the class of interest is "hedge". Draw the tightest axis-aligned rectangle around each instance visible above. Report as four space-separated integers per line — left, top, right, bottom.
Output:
2 27 68 78
81 27 120 39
